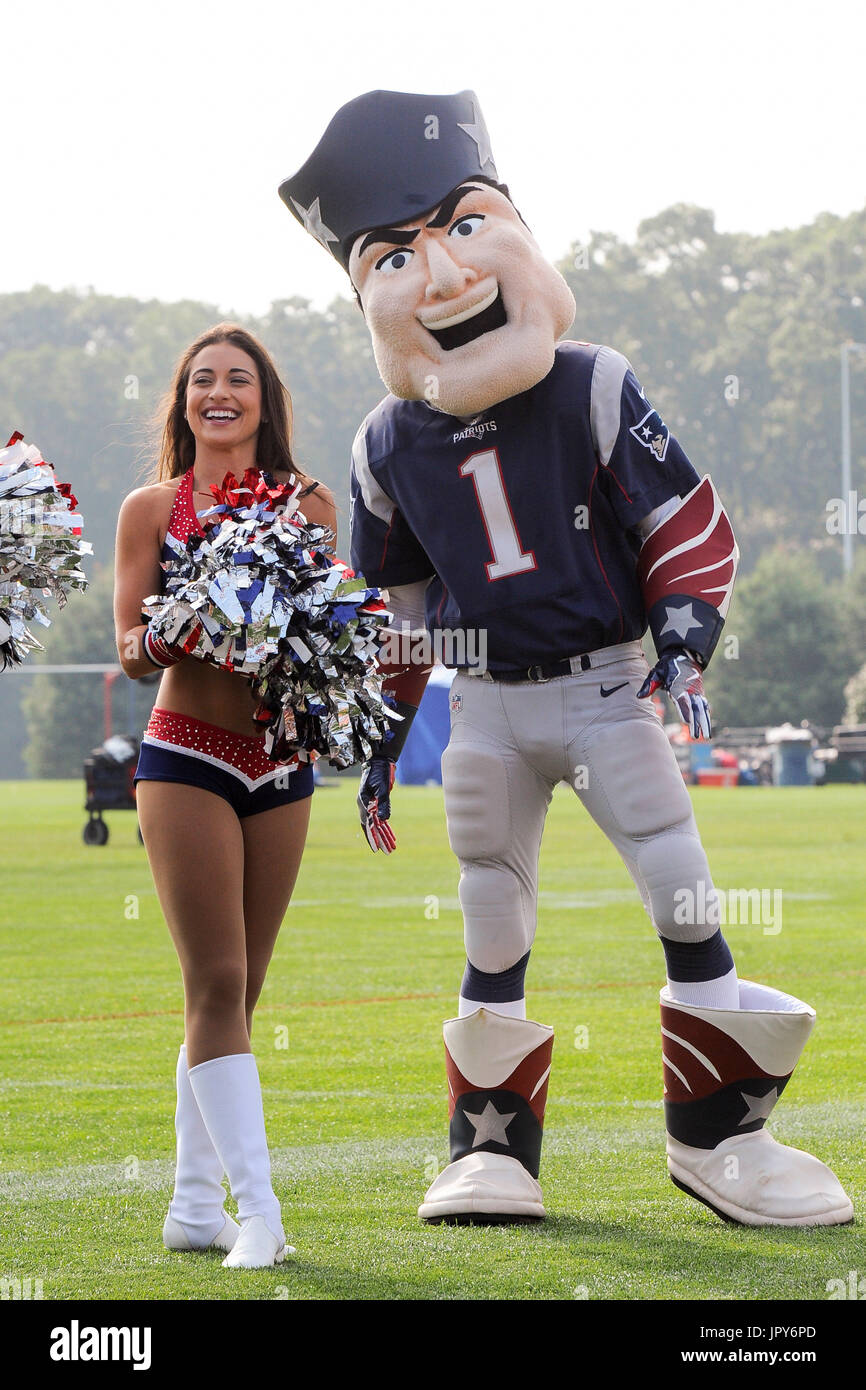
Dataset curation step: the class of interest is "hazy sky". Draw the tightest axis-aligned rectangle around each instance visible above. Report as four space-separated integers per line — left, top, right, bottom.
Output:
3 0 864 315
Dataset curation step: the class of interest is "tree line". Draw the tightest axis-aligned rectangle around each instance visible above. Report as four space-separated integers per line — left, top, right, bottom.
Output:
1 202 865 776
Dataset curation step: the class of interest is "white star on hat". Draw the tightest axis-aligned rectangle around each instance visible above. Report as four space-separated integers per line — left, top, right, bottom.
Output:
457 102 497 175
291 196 339 249
464 1099 517 1148
659 603 702 641
738 1087 779 1125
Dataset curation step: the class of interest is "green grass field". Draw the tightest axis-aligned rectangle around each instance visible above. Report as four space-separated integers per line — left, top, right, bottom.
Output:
0 779 863 1302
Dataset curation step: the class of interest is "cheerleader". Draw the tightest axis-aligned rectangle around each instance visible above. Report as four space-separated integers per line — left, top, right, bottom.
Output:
113 324 335 1268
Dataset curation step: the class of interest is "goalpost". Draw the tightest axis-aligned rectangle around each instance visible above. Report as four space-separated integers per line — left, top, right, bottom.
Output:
5 663 155 742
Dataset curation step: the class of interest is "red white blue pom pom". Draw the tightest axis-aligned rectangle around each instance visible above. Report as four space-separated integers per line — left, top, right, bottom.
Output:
142 468 395 768
0 432 91 669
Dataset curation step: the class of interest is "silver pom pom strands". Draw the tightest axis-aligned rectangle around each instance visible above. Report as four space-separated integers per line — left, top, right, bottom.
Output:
0 432 91 669
142 468 398 769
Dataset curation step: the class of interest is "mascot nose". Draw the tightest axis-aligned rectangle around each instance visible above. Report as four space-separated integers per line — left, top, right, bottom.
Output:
424 239 476 300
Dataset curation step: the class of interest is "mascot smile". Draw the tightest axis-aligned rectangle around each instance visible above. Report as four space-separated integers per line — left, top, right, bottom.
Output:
347 181 575 416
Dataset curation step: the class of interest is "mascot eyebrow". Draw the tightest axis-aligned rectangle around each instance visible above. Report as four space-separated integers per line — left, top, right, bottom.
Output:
356 184 484 258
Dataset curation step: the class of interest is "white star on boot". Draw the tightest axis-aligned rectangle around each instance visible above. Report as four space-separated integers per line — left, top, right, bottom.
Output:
464 1101 517 1148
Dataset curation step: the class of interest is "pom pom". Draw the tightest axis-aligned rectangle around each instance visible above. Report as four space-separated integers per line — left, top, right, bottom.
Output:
142 467 397 768
0 432 91 670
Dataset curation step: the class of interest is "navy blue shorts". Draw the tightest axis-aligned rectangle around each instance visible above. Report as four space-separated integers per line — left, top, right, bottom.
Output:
133 707 314 819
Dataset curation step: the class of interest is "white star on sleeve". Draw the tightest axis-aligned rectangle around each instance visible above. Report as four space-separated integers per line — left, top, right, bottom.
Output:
290 196 339 249
457 102 498 176
464 1100 517 1148
659 603 703 641
738 1087 779 1125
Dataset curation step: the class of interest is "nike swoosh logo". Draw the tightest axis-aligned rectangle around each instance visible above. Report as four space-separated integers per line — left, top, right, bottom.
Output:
600 682 629 698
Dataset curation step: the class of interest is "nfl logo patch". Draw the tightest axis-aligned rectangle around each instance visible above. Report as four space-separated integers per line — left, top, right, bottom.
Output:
629 407 669 462
450 692 463 713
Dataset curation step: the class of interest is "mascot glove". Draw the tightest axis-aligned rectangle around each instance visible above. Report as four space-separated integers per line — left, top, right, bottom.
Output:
638 648 712 741
357 755 397 853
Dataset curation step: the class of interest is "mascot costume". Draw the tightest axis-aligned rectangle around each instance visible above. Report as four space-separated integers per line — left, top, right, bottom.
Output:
279 89 853 1227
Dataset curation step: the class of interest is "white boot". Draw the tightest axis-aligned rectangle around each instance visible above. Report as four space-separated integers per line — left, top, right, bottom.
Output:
661 980 854 1226
187 1052 295 1267
162 1043 239 1252
418 1009 553 1223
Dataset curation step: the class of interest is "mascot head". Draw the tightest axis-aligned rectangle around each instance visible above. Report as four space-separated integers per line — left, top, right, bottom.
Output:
279 89 575 417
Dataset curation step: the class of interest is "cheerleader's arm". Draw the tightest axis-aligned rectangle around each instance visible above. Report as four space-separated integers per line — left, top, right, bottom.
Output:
113 487 167 679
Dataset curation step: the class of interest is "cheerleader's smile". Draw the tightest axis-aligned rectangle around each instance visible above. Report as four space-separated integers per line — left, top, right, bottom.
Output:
185 342 264 446
203 408 240 424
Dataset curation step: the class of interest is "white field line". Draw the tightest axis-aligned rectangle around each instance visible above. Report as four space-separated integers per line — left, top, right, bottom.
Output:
1 1103 859 1204
358 891 639 911
0 1137 439 1202
0 1081 439 1100
349 891 831 912
0 1126 666 1202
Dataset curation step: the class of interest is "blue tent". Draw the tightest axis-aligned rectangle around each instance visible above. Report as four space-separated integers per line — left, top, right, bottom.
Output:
395 667 456 785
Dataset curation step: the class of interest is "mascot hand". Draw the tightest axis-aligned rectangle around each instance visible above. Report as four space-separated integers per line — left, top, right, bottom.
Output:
638 648 712 741
357 755 398 853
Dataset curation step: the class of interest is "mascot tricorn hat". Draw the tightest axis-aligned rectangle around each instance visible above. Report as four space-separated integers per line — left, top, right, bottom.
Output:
278 89 500 271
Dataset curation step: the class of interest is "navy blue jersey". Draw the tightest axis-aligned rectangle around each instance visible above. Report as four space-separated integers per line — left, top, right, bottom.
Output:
349 340 702 670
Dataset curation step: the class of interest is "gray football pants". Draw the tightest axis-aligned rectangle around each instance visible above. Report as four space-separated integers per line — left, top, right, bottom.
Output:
441 641 719 973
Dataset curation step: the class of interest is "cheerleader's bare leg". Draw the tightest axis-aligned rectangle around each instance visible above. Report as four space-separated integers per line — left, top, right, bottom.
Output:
138 772 312 1267
240 796 312 1036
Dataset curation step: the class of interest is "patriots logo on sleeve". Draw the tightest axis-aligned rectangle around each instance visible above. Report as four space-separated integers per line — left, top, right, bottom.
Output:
629 408 670 462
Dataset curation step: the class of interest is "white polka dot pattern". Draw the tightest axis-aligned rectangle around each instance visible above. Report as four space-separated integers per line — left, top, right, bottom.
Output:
142 707 300 790
167 468 207 546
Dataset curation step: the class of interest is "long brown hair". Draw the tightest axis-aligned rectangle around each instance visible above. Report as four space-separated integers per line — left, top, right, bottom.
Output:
147 323 311 485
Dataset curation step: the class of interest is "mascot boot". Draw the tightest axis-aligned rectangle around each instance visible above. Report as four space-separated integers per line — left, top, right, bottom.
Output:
419 1008 553 1223
661 981 853 1226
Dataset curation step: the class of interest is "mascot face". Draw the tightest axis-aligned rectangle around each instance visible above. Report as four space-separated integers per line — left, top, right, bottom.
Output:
349 184 575 417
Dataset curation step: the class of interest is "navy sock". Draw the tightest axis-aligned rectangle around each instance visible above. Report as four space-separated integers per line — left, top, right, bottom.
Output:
660 929 734 982
660 929 738 1007
461 950 530 1004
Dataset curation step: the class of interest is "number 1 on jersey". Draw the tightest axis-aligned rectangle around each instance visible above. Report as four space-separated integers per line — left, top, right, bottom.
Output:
460 448 537 581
